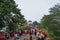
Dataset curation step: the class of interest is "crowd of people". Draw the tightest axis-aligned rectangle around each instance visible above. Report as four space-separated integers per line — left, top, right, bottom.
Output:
0 29 50 40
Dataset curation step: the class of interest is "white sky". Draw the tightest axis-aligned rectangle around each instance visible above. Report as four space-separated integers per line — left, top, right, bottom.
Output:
14 0 60 22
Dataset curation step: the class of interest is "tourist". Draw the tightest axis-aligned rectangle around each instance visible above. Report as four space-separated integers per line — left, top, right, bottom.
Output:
30 35 33 40
34 29 37 36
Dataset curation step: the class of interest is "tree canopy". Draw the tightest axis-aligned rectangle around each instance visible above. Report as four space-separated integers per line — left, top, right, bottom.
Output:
0 0 26 31
40 3 60 40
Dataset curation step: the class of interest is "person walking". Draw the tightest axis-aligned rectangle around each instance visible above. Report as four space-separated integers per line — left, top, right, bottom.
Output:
30 35 33 40
40 33 45 40
34 29 37 36
37 35 41 40
14 37 16 40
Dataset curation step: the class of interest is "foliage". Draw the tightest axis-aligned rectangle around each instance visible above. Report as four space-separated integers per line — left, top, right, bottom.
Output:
40 3 60 40
20 26 31 30
0 0 26 31
33 21 39 25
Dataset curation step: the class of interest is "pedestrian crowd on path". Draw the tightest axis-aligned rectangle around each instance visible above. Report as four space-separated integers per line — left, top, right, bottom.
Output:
0 29 50 40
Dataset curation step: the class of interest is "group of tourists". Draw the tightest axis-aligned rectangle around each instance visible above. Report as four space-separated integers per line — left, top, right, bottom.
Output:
13 29 50 40
0 29 50 40
29 29 50 40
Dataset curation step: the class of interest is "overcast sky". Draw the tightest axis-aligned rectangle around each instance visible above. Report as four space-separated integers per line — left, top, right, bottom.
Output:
14 0 60 22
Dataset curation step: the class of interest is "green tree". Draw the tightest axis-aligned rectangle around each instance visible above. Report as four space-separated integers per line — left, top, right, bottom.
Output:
41 3 60 40
49 4 60 40
0 0 26 31
33 21 39 25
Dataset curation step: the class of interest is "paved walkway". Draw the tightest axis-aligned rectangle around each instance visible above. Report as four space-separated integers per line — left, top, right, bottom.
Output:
8 34 36 40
